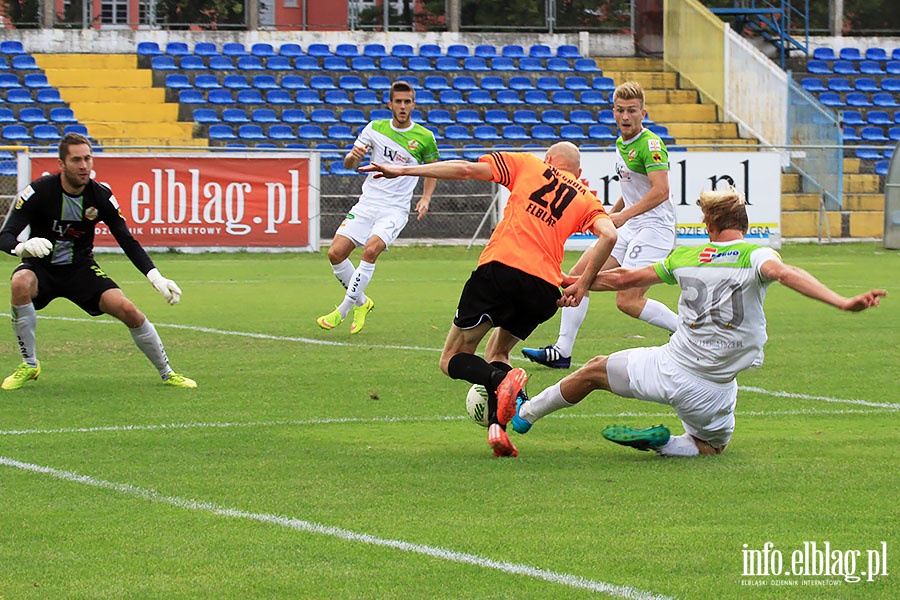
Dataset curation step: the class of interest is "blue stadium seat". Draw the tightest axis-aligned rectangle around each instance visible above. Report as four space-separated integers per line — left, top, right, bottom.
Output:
353 90 379 105
194 74 221 90
281 75 307 90
422 124 442 140
854 77 879 92
518 57 543 71
569 110 595 125
397 75 421 89
867 111 892 125
209 56 234 70
380 57 405 71
842 126 860 141
252 74 278 90
501 44 526 59
560 124 587 141
237 56 265 70
480 76 507 91
860 126 888 141
179 55 207 70
306 44 332 58
0 108 15 124
37 89 63 104
408 57 434 71
827 77 853 92
268 125 295 141
165 42 190 56
238 124 266 141
541 110 567 125
833 60 858 74
839 47 862 61
208 89 236 105
49 107 77 123
424 75 451 91
446 45 469 58
489 57 517 71
278 43 304 58
435 57 461 71
854 148 881 160
335 44 359 58
597 109 616 125
251 43 276 58
178 89 205 104
19 107 47 124
841 110 865 125
473 125 501 141
807 60 832 74
310 108 338 124
845 92 872 107
453 75 478 91
222 42 249 57
439 89 465 104
282 109 307 124
873 92 899 107
553 90 579 105
463 57 489 71
883 78 900 92
592 77 617 92
391 44 415 58
5 88 32 103
137 41 162 57
811 47 836 61
329 161 359 176
529 45 553 59
33 124 61 143
474 44 498 59
266 90 293 105
564 76 591 91
419 44 442 58
328 125 356 141
192 108 219 124
363 44 388 58
496 90 524 105
537 76 563 91
350 56 377 71
513 109 539 125
559 45 582 58
324 90 352 105
581 90 611 105
445 125 472 141
468 91 494 106
484 109 512 125
339 75 366 91
223 74 251 89
508 76 535 91
236 89 265 104
531 125 556 140
437 144 461 159
323 57 349 71
501 125 529 141
371 109 393 120
310 75 336 90
294 56 321 70
524 90 551 104
427 109 453 125
194 42 219 57
209 124 238 141
649 124 675 142
151 55 177 70
547 58 573 72
341 109 367 125
456 109 482 125
23 73 49 88
0 160 17 176
588 125 616 141
165 73 192 89
800 77 826 93
0 40 25 55
63 124 88 136
859 60 885 75
875 161 889 176
222 108 250 124
297 124 327 141
573 58 601 73
866 47 888 61
889 126 900 141
887 61 900 75
267 56 292 70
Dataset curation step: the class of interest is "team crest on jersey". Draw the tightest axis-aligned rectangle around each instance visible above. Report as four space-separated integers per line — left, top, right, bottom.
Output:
651 152 662 163
407 139 419 151
15 185 35 209
85 206 99 220
699 247 740 264
627 149 637 161
648 139 661 151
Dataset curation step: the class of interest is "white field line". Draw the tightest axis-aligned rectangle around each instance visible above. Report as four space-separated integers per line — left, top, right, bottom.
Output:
0 407 896 438
0 456 674 600
5 314 895 409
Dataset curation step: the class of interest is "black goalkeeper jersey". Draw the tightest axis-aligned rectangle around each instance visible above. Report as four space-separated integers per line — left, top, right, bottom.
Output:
0 174 155 274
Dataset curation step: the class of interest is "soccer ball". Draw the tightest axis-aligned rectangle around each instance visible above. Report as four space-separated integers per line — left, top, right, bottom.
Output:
465 384 490 427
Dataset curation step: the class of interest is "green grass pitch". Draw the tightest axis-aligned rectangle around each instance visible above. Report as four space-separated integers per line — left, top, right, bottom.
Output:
0 243 897 599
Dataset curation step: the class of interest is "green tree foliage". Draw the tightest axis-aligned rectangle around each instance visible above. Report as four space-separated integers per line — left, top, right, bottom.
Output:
156 0 246 29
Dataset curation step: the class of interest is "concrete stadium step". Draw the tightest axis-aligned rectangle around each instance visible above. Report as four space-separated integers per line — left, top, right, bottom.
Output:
84 121 195 139
603 71 678 88
782 173 802 192
41 67 152 88
60 87 166 103
71 102 180 122
98 138 208 150
35 53 136 70
666 121 739 139
643 89 700 104
647 103 717 123
597 57 663 72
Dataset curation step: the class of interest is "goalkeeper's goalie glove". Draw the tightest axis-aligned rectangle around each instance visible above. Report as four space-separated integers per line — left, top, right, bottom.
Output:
13 238 53 259
147 268 182 305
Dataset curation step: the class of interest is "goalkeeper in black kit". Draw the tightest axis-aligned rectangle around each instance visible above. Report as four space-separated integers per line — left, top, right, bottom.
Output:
0 133 196 390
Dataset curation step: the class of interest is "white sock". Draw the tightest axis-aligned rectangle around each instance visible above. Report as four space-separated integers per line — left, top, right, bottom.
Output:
11 303 37 367
638 298 679 333
129 319 172 378
555 296 589 357
655 433 700 457
519 382 575 423
331 258 356 290
338 260 375 317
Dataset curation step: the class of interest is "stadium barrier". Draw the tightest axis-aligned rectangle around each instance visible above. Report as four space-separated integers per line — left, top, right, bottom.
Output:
787 81 844 210
664 0 726 107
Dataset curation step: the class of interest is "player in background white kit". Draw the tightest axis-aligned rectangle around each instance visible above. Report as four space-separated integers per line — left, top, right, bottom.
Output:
316 81 439 334
522 81 678 369
506 187 886 457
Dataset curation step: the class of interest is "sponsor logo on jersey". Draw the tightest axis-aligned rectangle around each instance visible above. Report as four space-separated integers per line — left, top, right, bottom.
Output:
699 247 741 264
651 152 662 163
407 139 419 151
648 139 661 151
85 206 99 220
15 185 35 209
627 149 637 161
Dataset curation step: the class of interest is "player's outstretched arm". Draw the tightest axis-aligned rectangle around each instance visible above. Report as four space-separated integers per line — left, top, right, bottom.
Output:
361 160 492 181
761 260 887 311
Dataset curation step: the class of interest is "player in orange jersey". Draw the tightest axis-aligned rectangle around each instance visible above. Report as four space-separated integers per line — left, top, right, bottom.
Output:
361 142 617 458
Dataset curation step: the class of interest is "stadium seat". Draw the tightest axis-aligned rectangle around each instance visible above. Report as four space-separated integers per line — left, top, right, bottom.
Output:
865 47 888 61
546 58 573 72
854 77 879 92
456 109 482 125
833 60 858 74
473 125 501 141
501 44 526 59
582 89 612 105
328 125 356 141
222 108 250 124
867 111 892 125
875 160 889 176
294 56 321 70
841 110 865 125
524 90 551 104
178 89 205 104
0 108 14 124
501 125 529 141
860 126 889 141
338 75 366 91
474 44 499 59
569 109 595 125
560 124 587 141
444 125 472 141
23 73 49 88
391 44 415 58
0 160 17 176
408 57 434 71
484 109 512 125
266 90 292 105
353 90 380 105
479 76 506 92
846 92 872 107
529 45 553 59
812 47 836 60
821 92 845 106
827 77 853 92
882 78 900 92
513 109 540 125
209 56 234 70
137 41 163 57
324 90 352 105
839 47 862 61
63 124 88 136
553 90 579 105
468 90 495 105
842 126 860 141
49 107 77 124
434 57 460 72
38 89 63 104
588 125 616 141
806 60 832 74
307 44 332 58
223 74 251 89
237 89 265 104
887 61 900 75
573 58 601 73
251 43 276 58
800 77 826 93
518 57 543 71
310 108 338 124
592 76 617 91
2 124 30 142
453 75 478 91
427 109 453 125
419 44 442 59
252 74 278 90
5 89 33 103
194 74 221 90
439 89 465 104
423 75 451 91
297 124 327 141
165 42 190 56
0 40 24 56
281 75 306 90
238 124 266 141
496 90 524 105
335 44 359 58
397 75 421 89
597 109 616 125
363 44 388 58
19 107 47 124
267 56 292 70
193 108 219 124
531 125 556 140
508 76 535 91
281 109 307 124
446 45 469 58
422 124 442 140
649 124 675 142
854 148 881 160
542 110 568 125
873 92 899 107
222 42 249 57
165 73 192 89
268 124 294 141
488 57 515 71
537 76 563 91
889 126 900 141
437 144 461 159
559 45 582 59
340 108 367 125
208 124 238 141
463 57 490 72
151 55 177 70
310 75 336 90
178 55 206 70
380 57 405 71
859 60 885 75
237 56 264 70
278 43 303 58
564 76 591 91
208 89 236 104
323 57 349 71
350 57 378 71
194 42 219 57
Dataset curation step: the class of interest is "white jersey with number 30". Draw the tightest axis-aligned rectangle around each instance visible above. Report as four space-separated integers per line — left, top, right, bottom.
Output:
655 240 781 382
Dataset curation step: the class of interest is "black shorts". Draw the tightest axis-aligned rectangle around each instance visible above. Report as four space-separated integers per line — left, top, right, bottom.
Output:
14 260 120 316
453 261 561 340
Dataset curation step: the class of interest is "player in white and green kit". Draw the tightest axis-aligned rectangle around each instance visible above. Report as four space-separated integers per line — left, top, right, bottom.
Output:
508 187 886 457
523 81 678 368
317 81 439 334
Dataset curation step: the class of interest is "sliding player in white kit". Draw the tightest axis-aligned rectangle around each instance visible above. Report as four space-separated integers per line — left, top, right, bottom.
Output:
522 81 678 368
506 187 886 456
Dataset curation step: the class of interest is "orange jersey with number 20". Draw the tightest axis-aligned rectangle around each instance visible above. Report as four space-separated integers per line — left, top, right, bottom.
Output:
477 152 609 287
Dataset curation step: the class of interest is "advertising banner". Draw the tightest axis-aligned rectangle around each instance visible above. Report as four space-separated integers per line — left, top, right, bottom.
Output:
31 153 320 251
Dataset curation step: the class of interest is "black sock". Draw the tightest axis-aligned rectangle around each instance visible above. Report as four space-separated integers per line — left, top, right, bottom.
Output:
448 354 508 426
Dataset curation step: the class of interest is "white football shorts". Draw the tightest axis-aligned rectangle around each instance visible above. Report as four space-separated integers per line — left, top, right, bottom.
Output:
606 345 737 448
335 202 410 248
610 223 676 268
